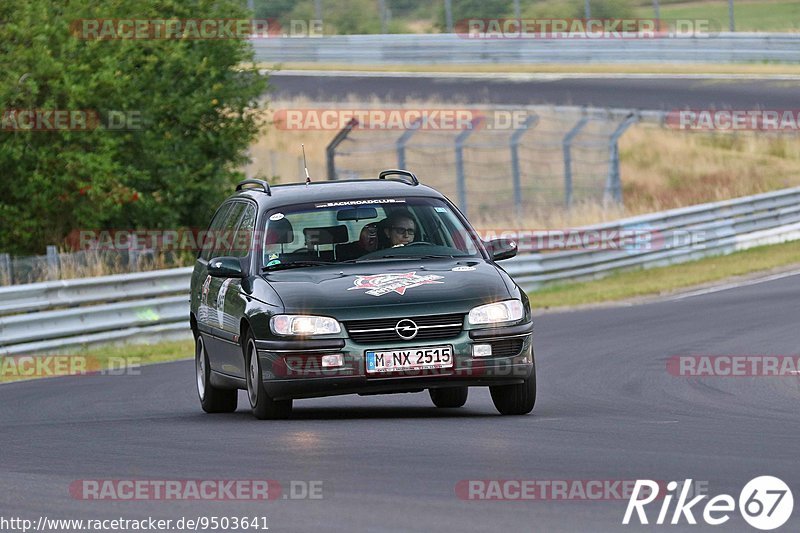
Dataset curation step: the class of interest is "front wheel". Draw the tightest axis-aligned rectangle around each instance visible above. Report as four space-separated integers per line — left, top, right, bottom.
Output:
489 367 536 415
429 387 468 408
195 334 237 413
245 334 292 420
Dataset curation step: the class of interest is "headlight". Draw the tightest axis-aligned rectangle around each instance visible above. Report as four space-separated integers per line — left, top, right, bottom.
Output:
270 315 341 336
468 300 524 326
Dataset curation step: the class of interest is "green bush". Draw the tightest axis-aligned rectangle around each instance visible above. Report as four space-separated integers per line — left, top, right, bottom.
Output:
0 0 267 255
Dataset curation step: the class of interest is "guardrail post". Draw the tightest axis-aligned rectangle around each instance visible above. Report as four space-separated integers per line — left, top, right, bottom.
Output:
510 114 539 221
454 117 484 216
326 118 358 180
46 245 59 281
0 253 11 285
605 113 638 205
562 113 589 208
396 118 422 169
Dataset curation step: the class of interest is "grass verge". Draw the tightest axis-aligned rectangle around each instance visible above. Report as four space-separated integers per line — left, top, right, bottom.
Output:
528 239 800 309
0 338 194 384
634 0 800 33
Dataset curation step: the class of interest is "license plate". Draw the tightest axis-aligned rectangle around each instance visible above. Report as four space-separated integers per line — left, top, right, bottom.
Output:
366 345 453 374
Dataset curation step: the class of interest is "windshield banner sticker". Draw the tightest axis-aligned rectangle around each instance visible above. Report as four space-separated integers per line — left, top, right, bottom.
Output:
348 272 444 297
315 198 406 209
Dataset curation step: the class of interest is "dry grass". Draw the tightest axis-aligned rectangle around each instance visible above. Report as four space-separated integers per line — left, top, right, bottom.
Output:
619 125 800 213
5 250 190 285
252 98 800 231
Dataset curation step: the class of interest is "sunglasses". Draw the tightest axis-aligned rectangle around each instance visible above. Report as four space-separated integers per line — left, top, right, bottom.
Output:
392 226 416 236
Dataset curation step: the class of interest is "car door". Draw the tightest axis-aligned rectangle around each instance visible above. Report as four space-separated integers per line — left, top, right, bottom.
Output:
216 201 257 376
201 201 246 376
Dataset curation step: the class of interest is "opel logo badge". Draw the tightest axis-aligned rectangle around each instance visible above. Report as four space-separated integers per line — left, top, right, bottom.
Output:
395 319 419 340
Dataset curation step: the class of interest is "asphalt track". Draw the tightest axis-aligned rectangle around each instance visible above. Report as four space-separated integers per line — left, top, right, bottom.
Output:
2 272 799 532
269 72 800 110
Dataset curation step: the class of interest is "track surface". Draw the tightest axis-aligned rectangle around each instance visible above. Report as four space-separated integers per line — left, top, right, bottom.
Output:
270 73 800 109
2 273 799 532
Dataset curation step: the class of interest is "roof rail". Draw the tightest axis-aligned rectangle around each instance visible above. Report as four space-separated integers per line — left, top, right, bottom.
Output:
236 179 272 195
378 169 419 186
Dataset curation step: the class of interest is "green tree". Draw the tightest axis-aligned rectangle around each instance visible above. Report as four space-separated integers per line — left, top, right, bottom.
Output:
0 0 267 254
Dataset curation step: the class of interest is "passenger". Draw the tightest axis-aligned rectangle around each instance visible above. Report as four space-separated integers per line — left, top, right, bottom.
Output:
337 222 378 260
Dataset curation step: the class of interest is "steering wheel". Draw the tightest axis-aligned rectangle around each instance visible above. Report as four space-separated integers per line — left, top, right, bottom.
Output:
405 241 435 247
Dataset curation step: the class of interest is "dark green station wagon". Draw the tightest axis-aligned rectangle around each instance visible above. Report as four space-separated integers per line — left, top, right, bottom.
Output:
190 170 535 419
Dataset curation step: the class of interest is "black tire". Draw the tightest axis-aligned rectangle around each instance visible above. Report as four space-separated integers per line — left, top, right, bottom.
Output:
195 334 238 413
429 387 468 408
244 333 292 420
489 367 536 415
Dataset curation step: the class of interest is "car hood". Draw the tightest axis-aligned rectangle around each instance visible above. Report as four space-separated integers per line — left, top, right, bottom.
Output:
261 259 514 319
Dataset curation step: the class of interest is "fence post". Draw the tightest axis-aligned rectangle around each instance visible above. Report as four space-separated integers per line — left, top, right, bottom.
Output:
128 238 140 272
562 113 589 208
454 117 484 217
46 245 60 280
605 113 638 205
510 114 539 221
444 0 453 33
396 118 423 169
0 253 11 285
326 118 358 180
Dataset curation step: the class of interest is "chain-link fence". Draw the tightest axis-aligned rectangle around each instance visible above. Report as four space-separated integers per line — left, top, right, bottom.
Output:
0 247 186 286
327 105 653 220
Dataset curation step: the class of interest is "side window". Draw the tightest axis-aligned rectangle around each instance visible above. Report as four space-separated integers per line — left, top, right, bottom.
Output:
199 203 232 261
211 202 246 258
230 204 256 258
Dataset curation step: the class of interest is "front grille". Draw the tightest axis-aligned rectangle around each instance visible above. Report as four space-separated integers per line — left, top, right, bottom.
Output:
345 313 464 344
487 338 525 357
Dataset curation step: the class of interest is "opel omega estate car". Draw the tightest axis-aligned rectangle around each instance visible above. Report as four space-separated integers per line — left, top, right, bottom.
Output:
190 170 535 419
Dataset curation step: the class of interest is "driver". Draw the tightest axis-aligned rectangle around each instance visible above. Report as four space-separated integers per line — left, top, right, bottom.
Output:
384 210 416 247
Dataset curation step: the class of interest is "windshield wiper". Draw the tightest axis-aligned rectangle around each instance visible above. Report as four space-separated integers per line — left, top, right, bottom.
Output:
360 254 460 260
262 260 336 272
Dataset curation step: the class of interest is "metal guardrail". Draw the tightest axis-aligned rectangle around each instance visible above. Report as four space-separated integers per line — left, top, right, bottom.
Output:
253 33 800 64
0 269 192 356
504 186 800 289
1 187 800 354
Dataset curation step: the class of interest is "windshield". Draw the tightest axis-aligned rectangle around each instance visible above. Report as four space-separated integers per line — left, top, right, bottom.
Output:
260 197 484 269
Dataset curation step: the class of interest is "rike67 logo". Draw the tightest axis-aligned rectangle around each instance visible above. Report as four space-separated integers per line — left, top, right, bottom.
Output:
623 476 794 530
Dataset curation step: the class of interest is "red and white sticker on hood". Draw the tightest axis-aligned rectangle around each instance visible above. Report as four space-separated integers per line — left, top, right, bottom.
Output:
347 271 444 297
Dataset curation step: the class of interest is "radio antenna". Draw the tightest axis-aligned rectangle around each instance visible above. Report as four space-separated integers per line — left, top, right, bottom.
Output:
302 144 311 185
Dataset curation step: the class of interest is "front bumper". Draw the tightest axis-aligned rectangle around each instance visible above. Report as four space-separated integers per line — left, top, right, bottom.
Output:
255 322 534 401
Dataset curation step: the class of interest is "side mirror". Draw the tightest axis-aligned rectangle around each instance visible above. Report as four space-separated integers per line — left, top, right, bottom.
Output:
207 256 245 278
486 238 517 261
